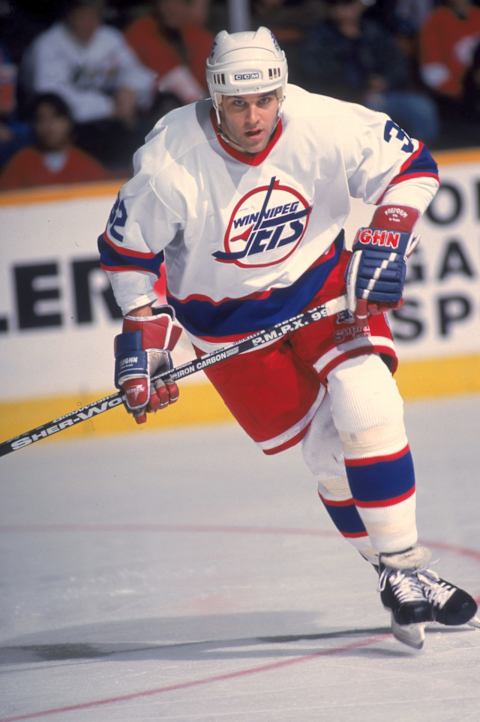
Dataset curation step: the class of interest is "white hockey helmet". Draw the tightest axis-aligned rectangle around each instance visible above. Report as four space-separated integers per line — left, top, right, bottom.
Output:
206 26 288 113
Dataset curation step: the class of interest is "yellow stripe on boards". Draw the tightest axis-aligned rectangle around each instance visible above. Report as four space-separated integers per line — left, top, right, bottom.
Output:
1 355 479 449
395 354 480 400
432 148 480 165
0 180 123 206
0 148 478 207
0 382 234 448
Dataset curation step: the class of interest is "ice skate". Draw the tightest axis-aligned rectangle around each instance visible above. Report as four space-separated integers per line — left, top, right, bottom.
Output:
416 568 478 627
378 546 433 650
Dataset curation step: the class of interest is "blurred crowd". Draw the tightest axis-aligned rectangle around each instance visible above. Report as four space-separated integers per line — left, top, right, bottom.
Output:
0 0 479 192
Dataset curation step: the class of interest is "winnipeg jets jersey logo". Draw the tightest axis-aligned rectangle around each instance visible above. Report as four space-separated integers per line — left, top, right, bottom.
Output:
213 176 311 268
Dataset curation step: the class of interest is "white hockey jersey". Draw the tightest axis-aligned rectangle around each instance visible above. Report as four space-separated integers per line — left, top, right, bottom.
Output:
99 84 439 348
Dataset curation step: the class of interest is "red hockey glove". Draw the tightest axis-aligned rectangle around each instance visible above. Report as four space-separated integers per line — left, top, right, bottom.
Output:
114 307 183 424
346 205 420 323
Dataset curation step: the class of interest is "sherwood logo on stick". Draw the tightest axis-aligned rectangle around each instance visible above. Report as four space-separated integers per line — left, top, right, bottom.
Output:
9 397 124 451
0 296 346 457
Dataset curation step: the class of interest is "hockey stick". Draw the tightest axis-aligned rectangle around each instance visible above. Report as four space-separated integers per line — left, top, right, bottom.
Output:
0 295 348 457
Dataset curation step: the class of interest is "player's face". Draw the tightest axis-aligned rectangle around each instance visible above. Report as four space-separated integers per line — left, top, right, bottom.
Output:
220 92 280 154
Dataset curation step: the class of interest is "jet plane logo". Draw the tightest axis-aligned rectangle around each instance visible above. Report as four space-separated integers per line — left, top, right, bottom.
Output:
213 177 311 268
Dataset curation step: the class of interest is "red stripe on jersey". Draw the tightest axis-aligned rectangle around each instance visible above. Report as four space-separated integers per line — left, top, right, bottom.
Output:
398 141 424 173
262 425 311 455
389 171 440 185
100 263 156 274
319 344 398 381
390 142 439 184
102 231 157 259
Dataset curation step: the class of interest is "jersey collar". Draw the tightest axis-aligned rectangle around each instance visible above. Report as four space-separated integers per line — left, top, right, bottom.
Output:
210 109 283 166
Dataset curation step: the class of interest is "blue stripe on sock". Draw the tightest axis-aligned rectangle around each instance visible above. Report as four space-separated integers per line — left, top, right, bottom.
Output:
320 497 367 537
346 450 415 504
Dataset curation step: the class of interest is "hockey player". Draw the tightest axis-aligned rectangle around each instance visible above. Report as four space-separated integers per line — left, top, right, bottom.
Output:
98 27 478 649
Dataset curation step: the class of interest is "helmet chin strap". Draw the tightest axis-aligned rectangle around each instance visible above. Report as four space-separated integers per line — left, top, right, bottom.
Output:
216 124 252 153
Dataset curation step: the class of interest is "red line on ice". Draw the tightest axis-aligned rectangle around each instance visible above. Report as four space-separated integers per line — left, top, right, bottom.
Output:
1 522 480 566
0 635 387 721
0 525 478 722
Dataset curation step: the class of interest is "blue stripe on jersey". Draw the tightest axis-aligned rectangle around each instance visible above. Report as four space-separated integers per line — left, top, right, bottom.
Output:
97 234 164 275
168 232 344 338
397 144 438 180
346 449 415 505
320 497 367 537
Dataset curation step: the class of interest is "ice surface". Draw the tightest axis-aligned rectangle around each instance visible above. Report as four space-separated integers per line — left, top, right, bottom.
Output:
0 395 479 721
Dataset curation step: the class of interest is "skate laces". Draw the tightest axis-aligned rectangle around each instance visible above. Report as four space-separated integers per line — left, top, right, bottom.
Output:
378 568 426 603
417 569 456 609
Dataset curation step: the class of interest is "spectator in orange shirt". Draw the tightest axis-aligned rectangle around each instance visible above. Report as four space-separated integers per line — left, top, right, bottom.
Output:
419 0 480 99
0 93 109 191
125 0 213 105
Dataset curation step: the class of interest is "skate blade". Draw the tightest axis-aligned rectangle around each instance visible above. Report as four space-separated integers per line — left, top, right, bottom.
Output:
391 616 425 650
467 615 480 630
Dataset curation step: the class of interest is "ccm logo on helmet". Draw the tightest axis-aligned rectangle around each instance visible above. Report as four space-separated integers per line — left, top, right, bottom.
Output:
234 72 261 81
356 228 401 248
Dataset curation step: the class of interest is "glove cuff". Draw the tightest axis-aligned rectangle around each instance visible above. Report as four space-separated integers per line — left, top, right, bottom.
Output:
114 332 148 390
123 306 182 351
370 205 419 232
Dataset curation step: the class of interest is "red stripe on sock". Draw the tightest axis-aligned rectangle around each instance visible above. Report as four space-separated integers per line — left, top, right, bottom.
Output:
354 486 416 508
345 444 410 467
